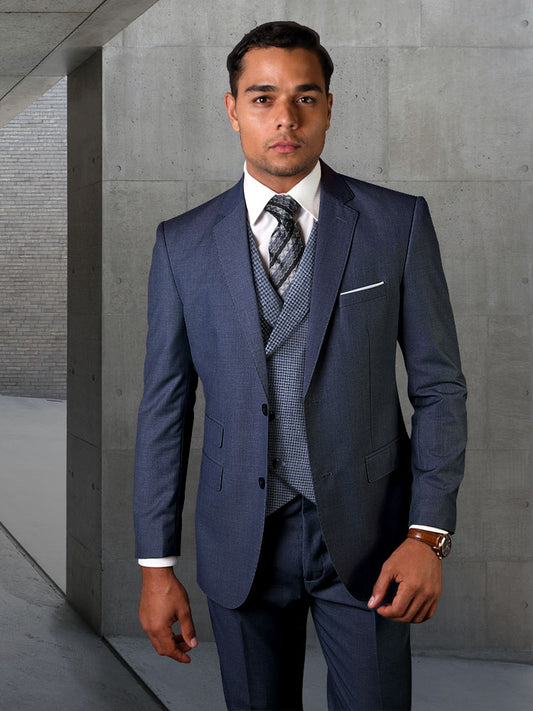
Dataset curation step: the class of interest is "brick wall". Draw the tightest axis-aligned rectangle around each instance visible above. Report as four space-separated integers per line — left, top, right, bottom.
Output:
0 78 67 399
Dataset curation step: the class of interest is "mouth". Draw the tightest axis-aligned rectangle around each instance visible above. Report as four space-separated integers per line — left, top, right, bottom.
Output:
269 140 301 154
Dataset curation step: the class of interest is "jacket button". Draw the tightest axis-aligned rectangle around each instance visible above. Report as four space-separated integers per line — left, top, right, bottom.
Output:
268 411 276 421
258 477 266 489
261 403 268 416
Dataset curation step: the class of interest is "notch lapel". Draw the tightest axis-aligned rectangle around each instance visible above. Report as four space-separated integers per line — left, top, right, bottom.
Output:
213 183 268 396
303 164 360 397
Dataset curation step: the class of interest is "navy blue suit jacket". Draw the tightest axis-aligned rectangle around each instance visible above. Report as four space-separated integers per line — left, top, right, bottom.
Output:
134 162 467 608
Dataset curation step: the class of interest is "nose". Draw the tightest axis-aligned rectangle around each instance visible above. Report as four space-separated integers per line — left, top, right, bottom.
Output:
275 99 298 129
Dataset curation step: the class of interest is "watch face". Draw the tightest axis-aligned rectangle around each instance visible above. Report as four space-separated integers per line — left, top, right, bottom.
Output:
440 535 452 558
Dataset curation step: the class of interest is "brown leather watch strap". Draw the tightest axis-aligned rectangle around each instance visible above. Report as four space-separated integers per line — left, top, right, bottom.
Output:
407 528 451 559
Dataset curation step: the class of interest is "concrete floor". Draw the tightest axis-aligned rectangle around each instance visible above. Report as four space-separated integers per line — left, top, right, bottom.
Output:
107 634 533 711
0 524 164 710
0 395 532 710
0 395 66 590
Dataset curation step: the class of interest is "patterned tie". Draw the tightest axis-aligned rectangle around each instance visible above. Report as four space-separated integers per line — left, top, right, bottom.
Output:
265 195 304 299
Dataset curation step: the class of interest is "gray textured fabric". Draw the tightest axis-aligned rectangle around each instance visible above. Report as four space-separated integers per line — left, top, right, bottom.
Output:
265 195 304 299
248 220 319 513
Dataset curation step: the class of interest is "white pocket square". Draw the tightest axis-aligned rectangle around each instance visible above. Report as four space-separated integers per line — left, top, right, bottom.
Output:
340 281 385 296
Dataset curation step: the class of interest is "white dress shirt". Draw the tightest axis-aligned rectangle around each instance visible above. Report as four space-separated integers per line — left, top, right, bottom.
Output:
139 162 445 568
243 160 321 271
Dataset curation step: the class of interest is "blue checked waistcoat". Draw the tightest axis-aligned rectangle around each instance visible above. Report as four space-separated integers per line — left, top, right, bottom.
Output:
247 220 319 514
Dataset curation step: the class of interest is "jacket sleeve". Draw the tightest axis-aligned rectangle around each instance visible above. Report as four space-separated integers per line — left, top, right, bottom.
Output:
133 222 198 558
398 196 467 533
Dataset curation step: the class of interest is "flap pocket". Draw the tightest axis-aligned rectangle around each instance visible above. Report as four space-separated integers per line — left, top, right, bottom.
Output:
365 436 403 483
339 281 386 307
203 413 224 452
200 452 223 491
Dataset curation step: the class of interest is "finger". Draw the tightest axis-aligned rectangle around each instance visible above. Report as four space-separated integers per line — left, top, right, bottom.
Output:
401 595 432 624
144 616 192 663
411 600 434 624
379 589 436 623
368 569 393 609
174 633 193 652
167 647 193 663
378 595 422 622
150 628 193 664
375 584 413 619
407 581 440 623
176 595 198 648
178 611 198 648
412 595 439 624
428 596 439 619
174 634 193 655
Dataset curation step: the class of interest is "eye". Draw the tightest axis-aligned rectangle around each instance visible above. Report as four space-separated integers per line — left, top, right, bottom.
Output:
297 96 316 104
252 96 270 104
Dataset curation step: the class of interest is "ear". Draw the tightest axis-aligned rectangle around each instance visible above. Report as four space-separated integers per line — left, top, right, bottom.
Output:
325 93 333 131
225 92 240 132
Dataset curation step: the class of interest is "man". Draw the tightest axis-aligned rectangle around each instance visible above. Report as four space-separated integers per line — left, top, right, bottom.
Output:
134 21 467 711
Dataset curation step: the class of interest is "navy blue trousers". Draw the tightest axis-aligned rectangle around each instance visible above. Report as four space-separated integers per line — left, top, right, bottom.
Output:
208 496 411 710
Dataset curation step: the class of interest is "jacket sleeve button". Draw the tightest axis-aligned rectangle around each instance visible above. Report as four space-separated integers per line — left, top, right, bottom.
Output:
258 477 266 489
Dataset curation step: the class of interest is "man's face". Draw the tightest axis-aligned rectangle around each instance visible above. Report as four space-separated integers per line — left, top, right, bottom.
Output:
225 47 332 193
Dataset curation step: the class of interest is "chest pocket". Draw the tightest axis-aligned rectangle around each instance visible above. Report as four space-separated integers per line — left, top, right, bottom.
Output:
338 281 386 307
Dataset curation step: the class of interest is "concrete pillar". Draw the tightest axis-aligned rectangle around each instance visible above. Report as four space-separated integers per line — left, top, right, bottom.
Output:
67 51 104 632
66 44 227 638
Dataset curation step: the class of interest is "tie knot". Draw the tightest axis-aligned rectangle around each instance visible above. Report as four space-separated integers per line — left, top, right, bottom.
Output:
264 194 300 223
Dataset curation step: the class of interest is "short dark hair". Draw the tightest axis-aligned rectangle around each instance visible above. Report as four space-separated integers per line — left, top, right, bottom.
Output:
226 21 334 96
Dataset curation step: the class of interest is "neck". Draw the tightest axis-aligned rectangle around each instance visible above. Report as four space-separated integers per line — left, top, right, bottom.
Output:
246 164 318 194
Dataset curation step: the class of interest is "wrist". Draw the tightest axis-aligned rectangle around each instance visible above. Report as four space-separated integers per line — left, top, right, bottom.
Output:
407 528 452 559
141 565 177 588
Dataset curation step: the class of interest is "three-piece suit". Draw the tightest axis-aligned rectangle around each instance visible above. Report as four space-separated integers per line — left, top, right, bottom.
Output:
134 161 467 708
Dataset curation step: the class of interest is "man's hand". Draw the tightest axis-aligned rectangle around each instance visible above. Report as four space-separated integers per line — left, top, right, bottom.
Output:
367 538 442 623
139 566 198 663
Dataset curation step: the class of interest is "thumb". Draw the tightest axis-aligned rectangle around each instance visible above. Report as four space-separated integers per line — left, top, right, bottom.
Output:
176 594 197 648
368 567 393 609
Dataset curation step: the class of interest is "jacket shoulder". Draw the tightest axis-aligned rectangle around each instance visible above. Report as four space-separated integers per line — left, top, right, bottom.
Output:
161 178 243 239
342 174 419 212
321 162 419 215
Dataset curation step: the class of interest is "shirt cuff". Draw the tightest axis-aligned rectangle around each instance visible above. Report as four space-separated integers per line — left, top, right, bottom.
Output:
138 556 179 567
409 524 449 535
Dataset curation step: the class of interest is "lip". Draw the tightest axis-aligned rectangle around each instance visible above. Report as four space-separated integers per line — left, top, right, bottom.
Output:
270 141 300 154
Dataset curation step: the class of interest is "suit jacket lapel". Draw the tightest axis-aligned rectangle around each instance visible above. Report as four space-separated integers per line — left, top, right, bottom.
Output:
211 166 359 400
303 163 360 397
213 180 269 396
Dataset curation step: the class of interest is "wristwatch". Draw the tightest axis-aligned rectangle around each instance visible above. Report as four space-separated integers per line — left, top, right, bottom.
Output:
407 528 452 559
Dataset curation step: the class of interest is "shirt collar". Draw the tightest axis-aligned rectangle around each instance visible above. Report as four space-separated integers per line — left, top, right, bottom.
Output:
243 161 322 226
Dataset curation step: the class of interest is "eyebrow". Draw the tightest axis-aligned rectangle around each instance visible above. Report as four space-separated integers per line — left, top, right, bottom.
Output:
244 83 324 94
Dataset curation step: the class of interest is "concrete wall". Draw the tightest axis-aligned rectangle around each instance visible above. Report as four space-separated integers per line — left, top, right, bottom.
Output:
0 78 67 399
67 0 532 657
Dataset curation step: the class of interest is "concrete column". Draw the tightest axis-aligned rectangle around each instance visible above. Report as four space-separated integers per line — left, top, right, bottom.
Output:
66 44 226 638
67 51 104 632
66 48 206 636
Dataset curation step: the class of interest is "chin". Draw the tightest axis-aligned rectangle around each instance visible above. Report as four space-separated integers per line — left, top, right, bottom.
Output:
266 159 315 178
